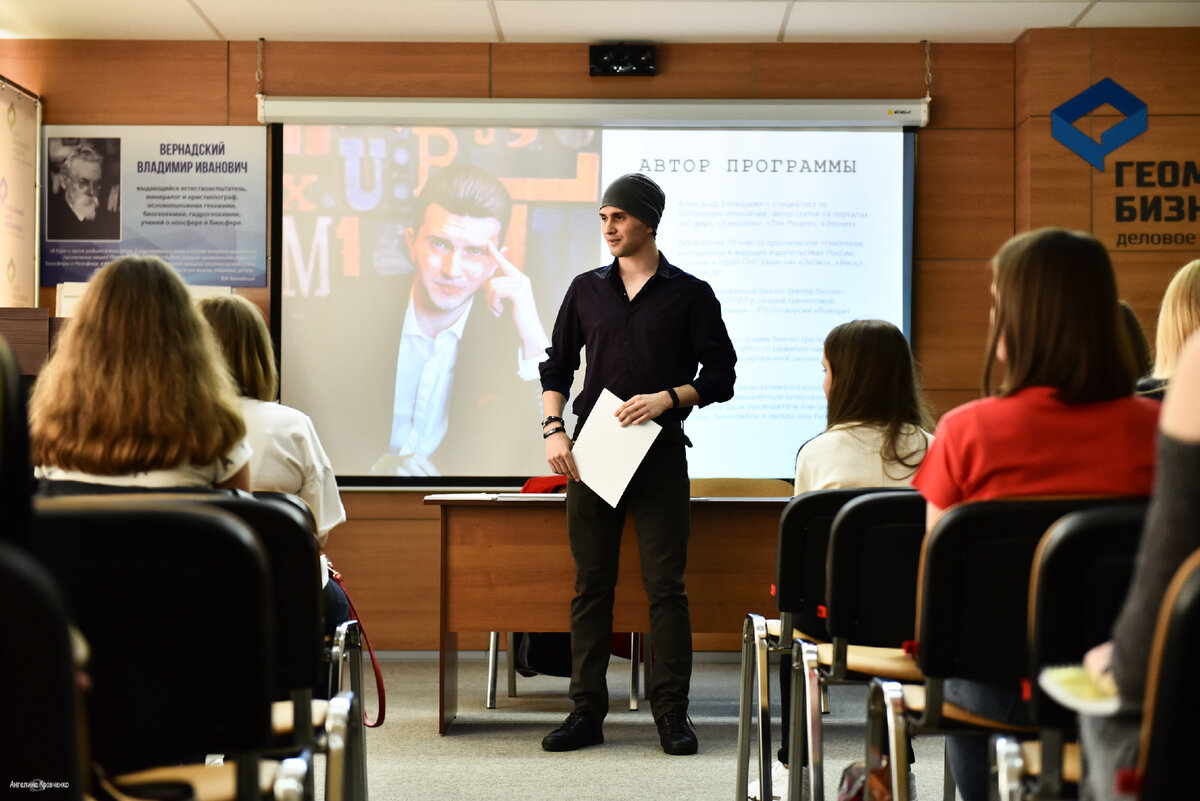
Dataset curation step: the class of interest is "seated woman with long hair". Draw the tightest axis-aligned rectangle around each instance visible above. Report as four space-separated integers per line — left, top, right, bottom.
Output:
198 293 346 546
198 293 350 698
31 256 249 490
753 320 933 801
795 318 933 493
912 228 1160 801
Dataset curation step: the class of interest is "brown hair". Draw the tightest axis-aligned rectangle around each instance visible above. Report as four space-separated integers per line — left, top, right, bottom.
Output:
1152 259 1200 381
413 163 513 243
824 319 932 472
198 294 279 402
983 228 1137 402
30 255 245 474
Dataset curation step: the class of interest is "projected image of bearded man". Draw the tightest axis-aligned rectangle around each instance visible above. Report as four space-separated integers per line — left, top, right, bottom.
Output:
372 164 550 477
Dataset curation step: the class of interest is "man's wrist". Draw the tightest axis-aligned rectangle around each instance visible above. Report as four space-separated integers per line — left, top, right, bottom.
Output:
541 415 565 429
543 426 567 439
665 387 680 408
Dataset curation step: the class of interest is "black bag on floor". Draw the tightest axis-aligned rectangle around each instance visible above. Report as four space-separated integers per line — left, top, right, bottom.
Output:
513 632 573 678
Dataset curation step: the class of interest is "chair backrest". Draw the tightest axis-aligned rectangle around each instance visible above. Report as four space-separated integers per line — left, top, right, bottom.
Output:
916 497 1146 688
33 500 275 773
1139 548 1200 800
1027 501 1148 728
36 489 324 701
0 541 85 798
776 487 910 640
186 492 325 697
253 489 320 536
824 490 928 647
0 336 34 549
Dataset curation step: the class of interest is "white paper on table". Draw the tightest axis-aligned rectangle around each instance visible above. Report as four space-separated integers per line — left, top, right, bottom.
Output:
571 388 662 508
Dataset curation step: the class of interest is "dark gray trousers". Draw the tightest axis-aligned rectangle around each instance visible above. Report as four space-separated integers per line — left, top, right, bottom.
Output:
565 429 692 723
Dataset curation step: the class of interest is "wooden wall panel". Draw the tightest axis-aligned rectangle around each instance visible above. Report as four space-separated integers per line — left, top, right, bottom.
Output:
925 388 981 420
1092 29 1200 115
1015 29 1092 119
228 41 261 125
1019 117 1091 232
491 43 754 99
0 40 230 125
912 257 992 391
751 43 926 101
259 42 490 97
914 129 1014 261
1014 118 1031 230
924 44 1014 130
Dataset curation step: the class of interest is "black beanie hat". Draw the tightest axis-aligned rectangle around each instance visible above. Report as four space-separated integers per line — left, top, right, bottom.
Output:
600 173 666 232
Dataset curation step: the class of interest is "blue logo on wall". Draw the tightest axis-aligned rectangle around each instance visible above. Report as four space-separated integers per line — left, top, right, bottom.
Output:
1052 78 1147 171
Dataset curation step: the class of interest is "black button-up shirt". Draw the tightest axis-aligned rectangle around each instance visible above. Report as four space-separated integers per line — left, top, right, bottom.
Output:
540 252 737 428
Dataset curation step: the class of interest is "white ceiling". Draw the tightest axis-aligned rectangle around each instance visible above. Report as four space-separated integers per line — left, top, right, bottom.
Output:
0 0 1196 45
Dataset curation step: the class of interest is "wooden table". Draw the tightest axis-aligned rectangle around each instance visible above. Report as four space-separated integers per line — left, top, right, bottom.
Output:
425 493 787 733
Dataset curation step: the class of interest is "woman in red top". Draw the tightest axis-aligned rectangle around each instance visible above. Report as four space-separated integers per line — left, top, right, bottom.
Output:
912 228 1159 801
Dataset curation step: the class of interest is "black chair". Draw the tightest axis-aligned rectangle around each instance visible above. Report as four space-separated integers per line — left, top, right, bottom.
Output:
994 501 1147 800
0 335 34 549
865 497 1145 801
36 488 366 801
33 500 297 800
1135 547 1200 800
735 487 905 801
0 540 86 799
788 490 927 801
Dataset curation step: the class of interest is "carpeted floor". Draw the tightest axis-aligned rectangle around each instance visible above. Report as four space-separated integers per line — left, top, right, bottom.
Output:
346 652 955 801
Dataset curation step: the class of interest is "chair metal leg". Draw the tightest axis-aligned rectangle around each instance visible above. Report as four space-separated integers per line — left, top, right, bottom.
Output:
866 680 908 801
795 640 824 801
629 632 641 711
486 631 500 709
506 632 518 698
324 693 352 801
994 736 1024 801
751 615 774 801
344 623 369 801
736 615 758 801
941 743 956 801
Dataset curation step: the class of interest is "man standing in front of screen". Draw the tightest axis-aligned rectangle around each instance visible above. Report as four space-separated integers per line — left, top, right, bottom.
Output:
372 163 550 477
539 173 737 755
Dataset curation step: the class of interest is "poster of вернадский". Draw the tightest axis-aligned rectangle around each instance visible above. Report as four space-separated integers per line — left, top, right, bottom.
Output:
41 125 267 288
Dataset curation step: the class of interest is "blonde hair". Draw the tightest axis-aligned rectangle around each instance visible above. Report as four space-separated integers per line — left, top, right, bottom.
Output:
30 255 245 474
1152 260 1200 381
198 294 279 402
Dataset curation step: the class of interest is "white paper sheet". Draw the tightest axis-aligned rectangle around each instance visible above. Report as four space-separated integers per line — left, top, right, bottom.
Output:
571 388 662 507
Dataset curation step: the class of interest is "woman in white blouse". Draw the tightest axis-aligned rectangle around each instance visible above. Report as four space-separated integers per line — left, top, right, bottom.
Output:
200 294 349 697
794 318 933 494
199 294 346 544
755 319 933 801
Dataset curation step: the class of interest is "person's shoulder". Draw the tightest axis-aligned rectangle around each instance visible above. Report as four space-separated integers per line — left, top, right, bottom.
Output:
935 395 997 427
1122 393 1164 423
244 398 315 431
568 264 613 287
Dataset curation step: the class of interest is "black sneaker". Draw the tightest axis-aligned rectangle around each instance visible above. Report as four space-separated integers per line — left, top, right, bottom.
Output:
657 711 698 755
541 709 604 752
